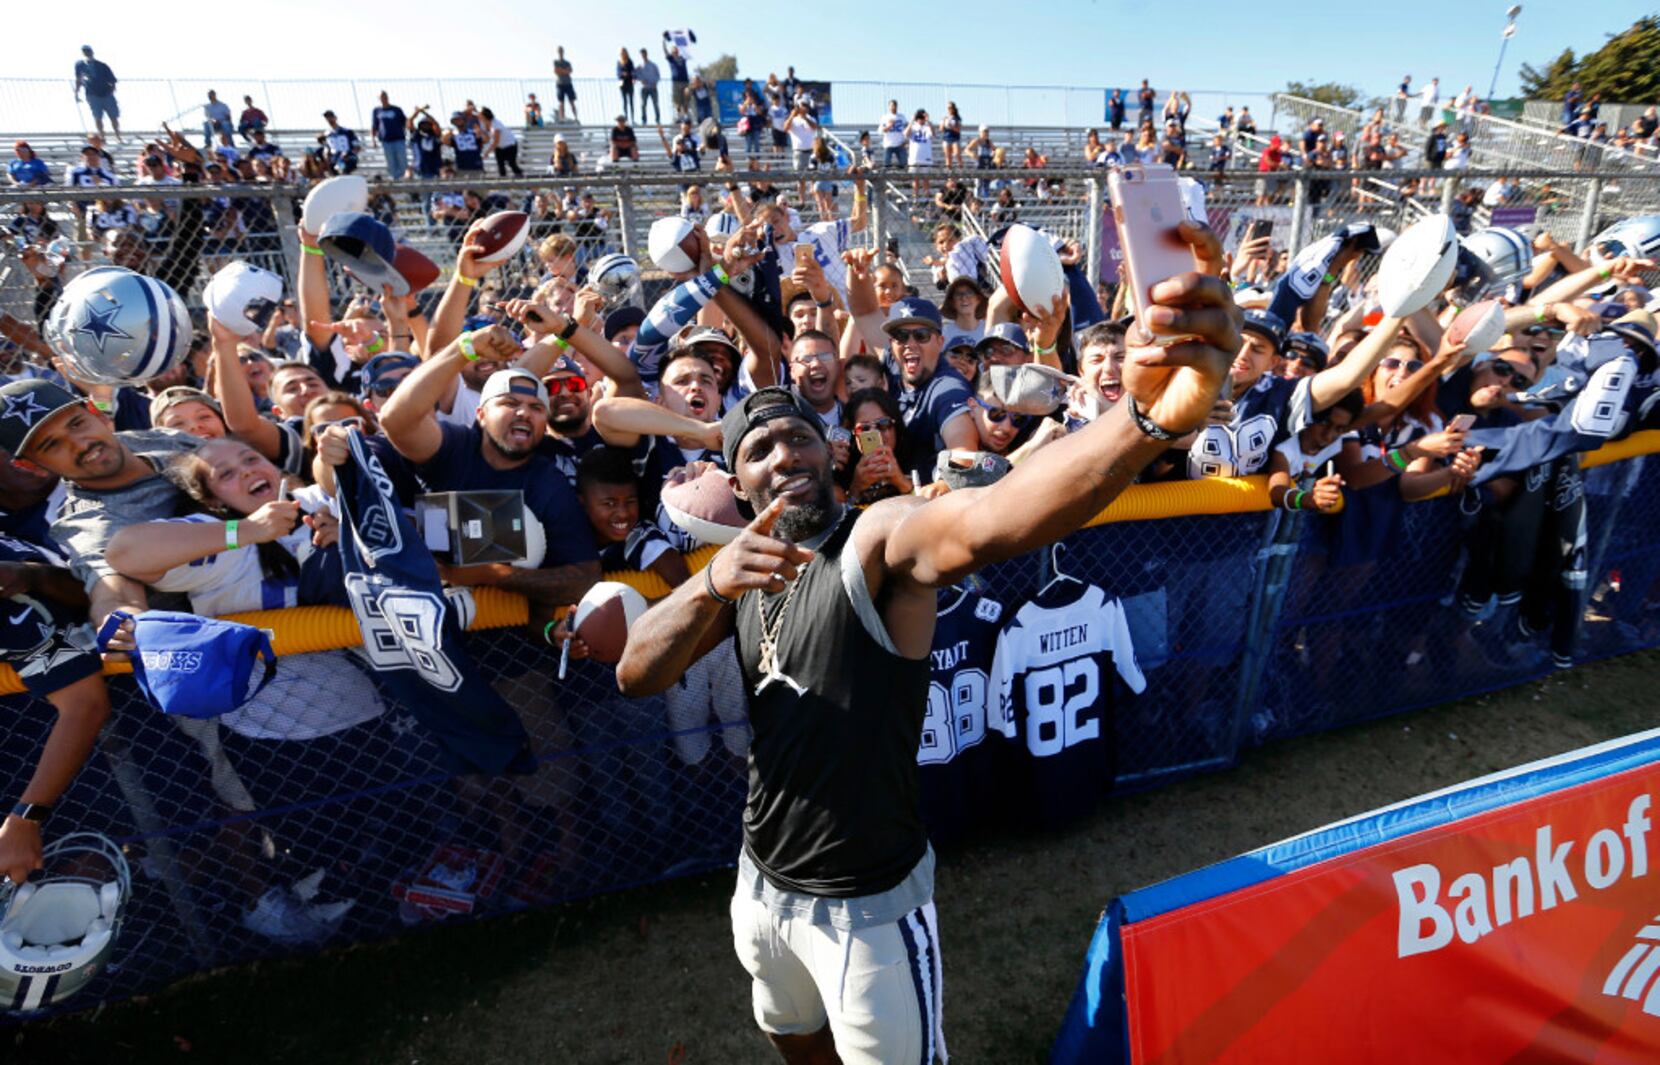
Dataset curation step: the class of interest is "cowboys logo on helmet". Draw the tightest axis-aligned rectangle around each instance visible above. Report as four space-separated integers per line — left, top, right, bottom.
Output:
1 832 130 1013
45 267 192 386
585 253 643 313
1591 215 1660 262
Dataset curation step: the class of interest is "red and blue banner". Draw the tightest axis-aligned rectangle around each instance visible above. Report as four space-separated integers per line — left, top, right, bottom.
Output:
1052 729 1660 1063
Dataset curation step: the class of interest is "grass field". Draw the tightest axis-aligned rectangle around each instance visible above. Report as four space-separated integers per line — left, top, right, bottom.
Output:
14 649 1660 1065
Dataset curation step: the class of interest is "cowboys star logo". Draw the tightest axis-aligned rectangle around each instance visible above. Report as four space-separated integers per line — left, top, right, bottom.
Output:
1 389 50 425
74 301 133 354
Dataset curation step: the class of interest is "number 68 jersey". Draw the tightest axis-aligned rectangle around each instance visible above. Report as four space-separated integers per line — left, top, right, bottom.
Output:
990 580 1146 828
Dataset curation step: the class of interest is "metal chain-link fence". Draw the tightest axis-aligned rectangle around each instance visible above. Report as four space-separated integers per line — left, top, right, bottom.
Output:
7 441 1660 1017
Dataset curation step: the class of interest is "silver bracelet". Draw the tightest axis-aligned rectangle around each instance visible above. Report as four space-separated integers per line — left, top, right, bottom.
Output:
703 563 736 606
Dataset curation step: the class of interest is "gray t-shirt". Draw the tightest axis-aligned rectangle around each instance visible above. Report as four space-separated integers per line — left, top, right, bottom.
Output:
50 429 200 588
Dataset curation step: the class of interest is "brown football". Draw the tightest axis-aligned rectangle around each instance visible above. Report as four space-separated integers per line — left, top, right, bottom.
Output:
472 211 531 264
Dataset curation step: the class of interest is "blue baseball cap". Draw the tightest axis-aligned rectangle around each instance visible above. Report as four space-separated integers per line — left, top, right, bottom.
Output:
1240 308 1288 352
975 322 1030 354
882 297 944 336
318 212 398 291
360 353 420 397
603 305 646 341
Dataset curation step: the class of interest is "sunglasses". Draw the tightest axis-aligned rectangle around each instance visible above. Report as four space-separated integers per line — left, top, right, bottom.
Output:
1380 357 1424 374
543 375 588 395
889 327 939 345
237 351 268 363
854 417 894 433
365 378 406 397
1487 360 1532 386
973 400 1027 425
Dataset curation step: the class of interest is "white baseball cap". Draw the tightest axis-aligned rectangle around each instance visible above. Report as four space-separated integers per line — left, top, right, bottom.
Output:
478 368 549 409
648 216 698 274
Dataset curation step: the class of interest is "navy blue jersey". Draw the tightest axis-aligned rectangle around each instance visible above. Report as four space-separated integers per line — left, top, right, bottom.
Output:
334 429 532 775
597 522 677 573
638 435 724 553
537 425 606 490
412 131 444 177
0 536 101 698
991 580 1145 829
917 585 1004 846
1188 373 1313 478
884 359 973 474
450 128 483 171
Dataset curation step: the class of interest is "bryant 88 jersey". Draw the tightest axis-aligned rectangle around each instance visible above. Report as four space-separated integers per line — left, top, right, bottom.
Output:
1187 374 1314 479
991 579 1146 828
917 585 1003 845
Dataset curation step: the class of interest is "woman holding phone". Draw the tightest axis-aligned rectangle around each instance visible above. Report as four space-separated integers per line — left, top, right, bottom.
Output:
838 387 914 504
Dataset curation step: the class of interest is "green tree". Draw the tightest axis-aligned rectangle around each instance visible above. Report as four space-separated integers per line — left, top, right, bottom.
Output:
1284 80 1364 110
698 54 738 84
1517 16 1660 101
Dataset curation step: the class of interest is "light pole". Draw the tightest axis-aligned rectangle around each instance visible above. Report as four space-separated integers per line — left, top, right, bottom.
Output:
1488 5 1523 101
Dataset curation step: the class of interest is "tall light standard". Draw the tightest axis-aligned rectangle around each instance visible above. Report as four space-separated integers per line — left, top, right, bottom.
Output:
1488 5 1523 101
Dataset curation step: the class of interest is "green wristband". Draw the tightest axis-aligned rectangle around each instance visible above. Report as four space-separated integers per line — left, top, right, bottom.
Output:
1323 272 1338 284
543 620 559 646
458 331 478 361
712 263 730 285
301 245 324 257
225 519 240 550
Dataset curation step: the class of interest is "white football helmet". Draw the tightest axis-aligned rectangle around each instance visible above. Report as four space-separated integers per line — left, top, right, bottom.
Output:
204 261 284 338
704 211 742 243
0 832 130 1013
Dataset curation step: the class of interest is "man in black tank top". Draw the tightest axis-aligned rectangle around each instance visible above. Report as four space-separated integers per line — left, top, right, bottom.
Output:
619 223 1242 1065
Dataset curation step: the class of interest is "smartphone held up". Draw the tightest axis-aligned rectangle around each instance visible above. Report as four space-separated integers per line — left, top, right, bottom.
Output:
1108 164 1200 345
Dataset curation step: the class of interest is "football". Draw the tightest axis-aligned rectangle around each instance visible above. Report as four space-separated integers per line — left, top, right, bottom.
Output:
300 174 368 234
392 245 440 296
1446 299 1507 355
472 211 531 264
998 224 1065 317
571 582 650 664
660 467 746 546
1375 214 1458 318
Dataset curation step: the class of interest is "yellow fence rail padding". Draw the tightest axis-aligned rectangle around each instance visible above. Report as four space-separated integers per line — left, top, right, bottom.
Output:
5 433 1659 697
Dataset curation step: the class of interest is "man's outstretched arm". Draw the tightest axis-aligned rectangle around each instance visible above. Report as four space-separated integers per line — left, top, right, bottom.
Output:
879 223 1241 589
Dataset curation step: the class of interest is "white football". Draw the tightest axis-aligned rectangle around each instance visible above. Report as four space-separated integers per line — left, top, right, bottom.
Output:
1375 214 1458 318
1446 299 1507 355
301 175 368 234
998 224 1065 316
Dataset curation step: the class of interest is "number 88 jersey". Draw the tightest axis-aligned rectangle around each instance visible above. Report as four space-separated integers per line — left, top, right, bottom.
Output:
990 580 1147 828
916 585 1004 846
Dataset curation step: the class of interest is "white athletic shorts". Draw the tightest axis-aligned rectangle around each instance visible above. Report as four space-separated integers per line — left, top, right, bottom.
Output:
731 889 947 1064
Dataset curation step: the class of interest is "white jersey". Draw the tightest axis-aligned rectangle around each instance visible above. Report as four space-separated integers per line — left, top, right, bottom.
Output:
785 218 854 296
879 112 906 148
1272 433 1347 487
907 123 934 165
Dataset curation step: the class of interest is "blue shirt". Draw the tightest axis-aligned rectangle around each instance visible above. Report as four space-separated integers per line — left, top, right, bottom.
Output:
8 158 51 186
412 130 444 176
450 128 483 171
666 53 689 81
372 105 407 142
1188 374 1314 479
884 357 973 472
416 423 598 568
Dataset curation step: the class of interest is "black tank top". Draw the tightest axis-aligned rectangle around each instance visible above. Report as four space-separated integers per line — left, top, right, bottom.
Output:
735 508 931 897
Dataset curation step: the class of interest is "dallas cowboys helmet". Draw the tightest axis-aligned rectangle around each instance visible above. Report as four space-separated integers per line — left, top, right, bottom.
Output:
1591 215 1660 262
203 261 284 339
45 267 192 386
585 254 642 312
1 832 130 1013
1451 226 1532 304
704 211 742 243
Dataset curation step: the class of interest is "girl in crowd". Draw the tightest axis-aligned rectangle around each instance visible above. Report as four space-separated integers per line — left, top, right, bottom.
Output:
940 101 964 169
838 387 914 504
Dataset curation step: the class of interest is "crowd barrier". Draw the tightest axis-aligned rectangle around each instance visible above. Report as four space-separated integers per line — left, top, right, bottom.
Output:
5 433 1660 1020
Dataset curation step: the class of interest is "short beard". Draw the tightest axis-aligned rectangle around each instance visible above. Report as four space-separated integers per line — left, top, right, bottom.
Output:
771 478 838 544
548 410 587 436
482 424 536 461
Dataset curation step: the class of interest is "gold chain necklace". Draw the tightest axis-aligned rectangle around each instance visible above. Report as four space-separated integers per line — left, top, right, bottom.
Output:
753 556 812 696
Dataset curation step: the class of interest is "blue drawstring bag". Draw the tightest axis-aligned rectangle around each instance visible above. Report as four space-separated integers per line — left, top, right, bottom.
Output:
96 610 277 718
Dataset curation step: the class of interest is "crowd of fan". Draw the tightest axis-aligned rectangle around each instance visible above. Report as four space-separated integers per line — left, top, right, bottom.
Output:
4 49 1660 923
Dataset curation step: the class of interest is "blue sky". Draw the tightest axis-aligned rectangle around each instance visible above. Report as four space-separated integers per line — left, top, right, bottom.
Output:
9 1 1651 100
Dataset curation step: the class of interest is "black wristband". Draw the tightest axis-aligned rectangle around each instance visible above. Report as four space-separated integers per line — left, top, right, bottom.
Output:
703 563 737 606
9 802 50 824
1126 396 1180 441
558 317 580 342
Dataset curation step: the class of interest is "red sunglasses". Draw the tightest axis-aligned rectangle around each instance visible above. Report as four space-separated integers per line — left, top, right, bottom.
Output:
543 375 588 395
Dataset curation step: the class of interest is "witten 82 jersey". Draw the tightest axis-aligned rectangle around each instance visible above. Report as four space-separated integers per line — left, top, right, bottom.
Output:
991 580 1145 827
